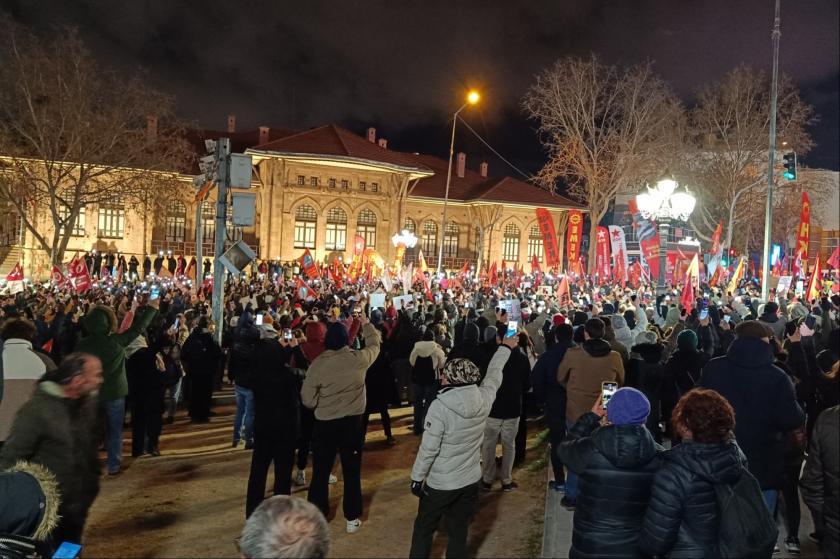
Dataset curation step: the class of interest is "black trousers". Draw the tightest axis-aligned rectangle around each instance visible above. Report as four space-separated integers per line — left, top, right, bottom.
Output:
296 407 315 470
131 393 163 456
362 407 393 440
246 437 296 517
409 482 479 559
547 412 567 485
307 415 364 521
188 374 213 421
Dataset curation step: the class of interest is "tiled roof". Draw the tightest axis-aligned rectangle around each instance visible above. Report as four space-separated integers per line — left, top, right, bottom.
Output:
184 128 297 173
465 176 582 208
249 125 433 173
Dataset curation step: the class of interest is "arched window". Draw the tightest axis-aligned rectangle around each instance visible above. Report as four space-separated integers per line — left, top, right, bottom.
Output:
502 223 520 262
357 208 377 248
201 201 216 243
527 225 544 263
443 222 459 258
403 217 416 233
421 219 437 256
165 201 186 242
325 207 347 251
98 197 125 239
294 204 317 249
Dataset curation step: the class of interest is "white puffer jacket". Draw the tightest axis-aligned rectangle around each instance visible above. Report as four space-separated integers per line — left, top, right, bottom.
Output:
410 346 509 490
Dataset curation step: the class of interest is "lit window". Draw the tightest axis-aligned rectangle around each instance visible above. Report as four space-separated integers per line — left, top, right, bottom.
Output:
58 204 86 237
326 207 347 251
359 181 367 191
297 175 305 186
443 221 459 258
421 219 437 256
165 201 186 242
357 208 377 248
294 205 317 249
328 178 336 188
201 201 215 243
371 182 379 193
403 217 415 233
98 199 125 239
310 177 318 187
502 223 520 262
527 226 544 262
341 179 349 189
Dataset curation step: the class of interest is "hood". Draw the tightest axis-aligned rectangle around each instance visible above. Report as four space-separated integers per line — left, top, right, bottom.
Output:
436 385 484 419
259 324 278 339
665 440 744 484
726 336 774 368
581 338 613 358
665 307 681 328
413 340 441 357
591 424 659 469
82 305 117 336
304 321 327 343
759 313 779 324
0 461 60 540
631 343 663 363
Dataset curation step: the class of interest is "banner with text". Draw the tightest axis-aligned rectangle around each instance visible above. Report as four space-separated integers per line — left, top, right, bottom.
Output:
565 210 584 270
535 208 560 270
795 192 811 274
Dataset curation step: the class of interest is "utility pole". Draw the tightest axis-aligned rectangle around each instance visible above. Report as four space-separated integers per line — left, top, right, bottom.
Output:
212 138 230 345
195 202 203 284
761 0 781 301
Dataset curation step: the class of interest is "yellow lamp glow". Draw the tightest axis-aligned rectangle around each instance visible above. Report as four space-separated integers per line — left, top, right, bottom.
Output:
466 90 480 105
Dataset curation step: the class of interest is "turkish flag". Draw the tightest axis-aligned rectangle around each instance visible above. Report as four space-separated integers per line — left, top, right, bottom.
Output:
69 257 92 293
828 246 840 270
50 265 66 287
555 275 570 305
6 262 24 294
353 235 366 256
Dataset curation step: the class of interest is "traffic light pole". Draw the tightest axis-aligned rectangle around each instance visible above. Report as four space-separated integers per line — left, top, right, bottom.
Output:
212 138 230 345
761 0 781 301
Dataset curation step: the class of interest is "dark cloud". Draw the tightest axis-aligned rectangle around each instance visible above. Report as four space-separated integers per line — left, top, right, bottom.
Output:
2 0 837 169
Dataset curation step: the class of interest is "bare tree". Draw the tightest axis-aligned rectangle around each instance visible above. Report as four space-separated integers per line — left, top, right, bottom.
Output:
0 23 192 264
681 66 813 252
523 55 682 273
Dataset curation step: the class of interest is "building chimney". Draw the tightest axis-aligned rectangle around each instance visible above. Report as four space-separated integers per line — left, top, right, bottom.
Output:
367 127 376 143
145 116 158 144
456 152 466 178
377 138 388 149
479 161 488 178
227 115 236 133
259 126 270 145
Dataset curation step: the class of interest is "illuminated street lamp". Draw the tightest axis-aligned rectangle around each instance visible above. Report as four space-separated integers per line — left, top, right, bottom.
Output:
392 229 418 267
636 178 696 292
437 89 480 274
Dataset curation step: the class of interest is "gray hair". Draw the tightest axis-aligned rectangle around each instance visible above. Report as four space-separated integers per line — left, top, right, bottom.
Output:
239 496 330 559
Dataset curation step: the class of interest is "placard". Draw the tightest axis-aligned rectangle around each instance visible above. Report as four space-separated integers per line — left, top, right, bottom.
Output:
369 293 386 309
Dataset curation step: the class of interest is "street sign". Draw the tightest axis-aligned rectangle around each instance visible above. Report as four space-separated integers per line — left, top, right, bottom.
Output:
218 239 257 277
229 153 253 188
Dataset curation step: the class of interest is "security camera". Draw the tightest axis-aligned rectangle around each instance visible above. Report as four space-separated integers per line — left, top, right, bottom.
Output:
205 139 217 153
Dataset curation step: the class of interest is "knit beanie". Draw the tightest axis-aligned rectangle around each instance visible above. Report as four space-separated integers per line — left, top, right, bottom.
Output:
442 357 481 385
676 329 698 352
324 322 349 350
607 387 651 426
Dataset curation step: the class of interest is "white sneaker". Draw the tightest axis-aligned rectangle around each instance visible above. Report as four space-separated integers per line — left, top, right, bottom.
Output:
294 470 306 487
329 474 338 484
346 519 361 534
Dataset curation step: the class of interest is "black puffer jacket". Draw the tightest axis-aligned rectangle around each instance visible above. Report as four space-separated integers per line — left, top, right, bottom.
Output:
626 343 664 442
639 440 745 559
800 406 839 559
558 412 662 559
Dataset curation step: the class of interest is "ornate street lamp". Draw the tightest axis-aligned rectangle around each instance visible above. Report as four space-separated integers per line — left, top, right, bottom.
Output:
636 178 696 292
392 229 418 268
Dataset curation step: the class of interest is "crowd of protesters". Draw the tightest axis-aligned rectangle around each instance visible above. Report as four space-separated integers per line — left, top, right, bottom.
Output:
0 257 838 558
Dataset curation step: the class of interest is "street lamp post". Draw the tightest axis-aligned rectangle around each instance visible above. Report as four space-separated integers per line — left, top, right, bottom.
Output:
437 90 480 275
636 178 697 294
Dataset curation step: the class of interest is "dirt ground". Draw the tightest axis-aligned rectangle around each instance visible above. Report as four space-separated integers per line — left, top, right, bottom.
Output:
84 404 547 558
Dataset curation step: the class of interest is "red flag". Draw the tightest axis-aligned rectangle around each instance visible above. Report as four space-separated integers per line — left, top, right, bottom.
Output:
5 262 24 294
680 254 700 310
42 339 54 353
68 257 92 293
628 199 662 280
535 208 560 269
186 257 197 281
458 261 470 279
50 265 66 287
300 249 319 279
795 192 811 275
595 226 610 283
806 258 822 302
295 277 314 301
501 259 507 277
828 246 840 269
555 275 570 305
353 235 366 256
565 210 584 269
489 261 498 286
116 262 124 284
530 254 542 275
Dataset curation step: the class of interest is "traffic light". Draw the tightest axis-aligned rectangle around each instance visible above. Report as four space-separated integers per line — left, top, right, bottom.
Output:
782 152 797 181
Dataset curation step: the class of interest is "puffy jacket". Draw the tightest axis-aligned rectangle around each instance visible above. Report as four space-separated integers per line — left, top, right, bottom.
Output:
531 340 573 421
800 405 839 559
0 339 56 441
489 347 531 419
181 329 223 377
626 343 665 441
251 334 301 444
74 304 157 402
759 312 786 340
411 346 508 490
409 340 446 372
558 339 625 422
611 315 634 353
698 336 805 488
558 411 662 558
229 313 260 389
447 323 491 377
639 440 746 558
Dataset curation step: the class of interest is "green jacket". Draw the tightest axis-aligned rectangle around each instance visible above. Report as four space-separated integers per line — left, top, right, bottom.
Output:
74 305 158 402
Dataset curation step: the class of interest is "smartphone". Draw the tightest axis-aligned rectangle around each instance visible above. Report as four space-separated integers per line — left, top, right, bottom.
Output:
723 315 731 323
149 286 160 301
601 381 619 409
283 328 293 341
804 315 817 331
174 318 180 329
53 542 82 559
255 313 264 326
505 320 519 338
699 309 709 320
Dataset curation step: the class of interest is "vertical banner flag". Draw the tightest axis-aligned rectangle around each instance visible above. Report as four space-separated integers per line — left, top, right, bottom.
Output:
69 256 92 293
418 250 429 274
565 210 583 271
607 226 629 281
555 275 571 305
795 192 811 274
726 257 745 294
6 262 24 294
535 208 560 270
595 226 611 282
628 199 661 279
530 254 542 275
300 249 319 279
680 254 700 310
806 257 822 302
707 221 724 279
353 235 366 257
50 265 66 287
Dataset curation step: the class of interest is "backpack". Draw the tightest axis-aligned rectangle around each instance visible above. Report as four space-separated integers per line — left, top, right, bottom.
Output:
713 470 778 558
411 355 436 386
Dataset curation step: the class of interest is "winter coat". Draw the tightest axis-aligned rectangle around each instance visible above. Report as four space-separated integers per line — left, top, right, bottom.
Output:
626 343 664 441
365 324 398 410
126 346 166 415
558 339 625 422
639 440 746 559
409 340 446 372
698 336 805 488
0 381 100 525
74 305 158 402
410 346 508 490
662 349 707 426
181 329 222 377
558 412 662 559
447 323 491 377
759 312 786 340
524 312 548 356
301 323 381 421
611 315 634 353
251 335 301 444
229 313 260 389
489 347 532 419
0 339 56 442
531 341 573 423
800 405 839 559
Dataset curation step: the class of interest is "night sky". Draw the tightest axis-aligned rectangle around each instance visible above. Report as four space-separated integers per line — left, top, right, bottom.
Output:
3 0 838 173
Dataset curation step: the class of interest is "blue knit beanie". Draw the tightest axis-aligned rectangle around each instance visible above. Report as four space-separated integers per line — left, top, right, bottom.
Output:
324 322 349 350
607 387 650 426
